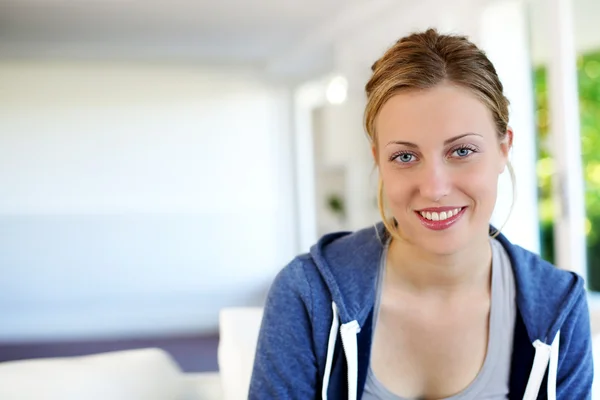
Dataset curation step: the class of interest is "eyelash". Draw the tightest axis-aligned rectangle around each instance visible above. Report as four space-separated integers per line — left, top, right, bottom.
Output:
389 145 479 164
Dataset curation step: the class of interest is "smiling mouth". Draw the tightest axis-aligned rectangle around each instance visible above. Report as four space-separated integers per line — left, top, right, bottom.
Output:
417 207 466 222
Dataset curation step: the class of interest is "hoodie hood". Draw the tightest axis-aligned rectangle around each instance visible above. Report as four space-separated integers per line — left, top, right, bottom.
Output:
309 223 585 400
309 223 388 327
495 232 585 343
310 222 583 344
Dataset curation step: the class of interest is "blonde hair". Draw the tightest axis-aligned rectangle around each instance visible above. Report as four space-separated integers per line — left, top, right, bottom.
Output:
365 29 514 240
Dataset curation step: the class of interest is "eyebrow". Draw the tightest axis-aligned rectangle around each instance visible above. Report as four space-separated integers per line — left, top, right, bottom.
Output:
385 133 483 148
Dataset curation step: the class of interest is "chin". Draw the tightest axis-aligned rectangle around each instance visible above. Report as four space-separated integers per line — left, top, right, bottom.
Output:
399 222 471 256
417 237 466 256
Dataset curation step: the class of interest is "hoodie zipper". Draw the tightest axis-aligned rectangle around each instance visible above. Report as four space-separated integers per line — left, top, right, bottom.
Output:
340 319 361 400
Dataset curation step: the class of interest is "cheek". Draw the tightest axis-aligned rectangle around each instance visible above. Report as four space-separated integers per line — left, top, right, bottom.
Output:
385 185 409 208
461 164 500 205
380 168 411 201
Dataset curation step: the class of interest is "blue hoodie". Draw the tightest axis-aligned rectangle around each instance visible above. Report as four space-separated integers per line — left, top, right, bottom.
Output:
249 224 593 399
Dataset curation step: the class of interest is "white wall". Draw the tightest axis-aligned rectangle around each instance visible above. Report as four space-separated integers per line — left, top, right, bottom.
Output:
479 0 540 254
0 62 297 341
529 0 600 65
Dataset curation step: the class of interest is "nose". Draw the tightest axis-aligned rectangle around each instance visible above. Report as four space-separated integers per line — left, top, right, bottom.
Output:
418 160 451 202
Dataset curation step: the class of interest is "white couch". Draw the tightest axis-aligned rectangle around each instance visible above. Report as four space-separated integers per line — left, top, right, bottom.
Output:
218 308 263 400
0 307 263 400
0 308 600 400
8 307 600 400
0 348 223 400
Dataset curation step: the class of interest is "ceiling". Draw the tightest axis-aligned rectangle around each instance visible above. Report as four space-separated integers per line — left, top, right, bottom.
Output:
0 0 368 72
0 0 599 78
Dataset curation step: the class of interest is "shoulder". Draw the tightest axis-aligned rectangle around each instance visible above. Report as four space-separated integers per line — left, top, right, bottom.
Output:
270 253 319 293
266 253 330 312
494 231 584 297
508 243 584 296
501 239 588 340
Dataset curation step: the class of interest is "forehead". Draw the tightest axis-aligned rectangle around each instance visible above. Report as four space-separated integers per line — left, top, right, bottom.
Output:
375 83 496 144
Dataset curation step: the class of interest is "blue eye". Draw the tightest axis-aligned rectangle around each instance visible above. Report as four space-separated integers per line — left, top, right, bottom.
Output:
453 147 474 157
395 153 415 163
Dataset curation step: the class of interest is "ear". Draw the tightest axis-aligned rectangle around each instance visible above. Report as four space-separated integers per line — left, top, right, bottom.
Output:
499 127 513 172
371 145 378 165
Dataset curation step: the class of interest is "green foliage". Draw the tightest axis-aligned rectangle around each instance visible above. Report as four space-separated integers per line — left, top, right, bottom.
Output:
326 194 346 218
534 50 600 290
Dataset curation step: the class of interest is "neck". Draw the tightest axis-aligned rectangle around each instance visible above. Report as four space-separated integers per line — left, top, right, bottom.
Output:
386 234 492 296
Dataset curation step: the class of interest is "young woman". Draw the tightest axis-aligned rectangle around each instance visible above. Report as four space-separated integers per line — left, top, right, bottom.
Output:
249 29 593 399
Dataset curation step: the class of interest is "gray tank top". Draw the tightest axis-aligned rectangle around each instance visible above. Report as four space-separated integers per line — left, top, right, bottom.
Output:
363 238 516 400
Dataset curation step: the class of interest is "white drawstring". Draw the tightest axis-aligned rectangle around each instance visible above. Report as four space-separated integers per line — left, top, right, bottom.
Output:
523 331 560 400
322 302 361 400
547 330 560 400
322 303 340 400
324 302 561 400
340 319 360 400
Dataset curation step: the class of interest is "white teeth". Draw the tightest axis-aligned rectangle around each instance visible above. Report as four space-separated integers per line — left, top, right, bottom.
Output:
419 207 463 221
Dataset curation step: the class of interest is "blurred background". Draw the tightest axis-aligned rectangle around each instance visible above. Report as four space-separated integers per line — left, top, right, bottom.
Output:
0 0 599 375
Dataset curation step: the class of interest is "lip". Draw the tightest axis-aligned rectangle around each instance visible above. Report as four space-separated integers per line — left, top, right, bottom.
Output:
416 206 465 213
415 206 467 231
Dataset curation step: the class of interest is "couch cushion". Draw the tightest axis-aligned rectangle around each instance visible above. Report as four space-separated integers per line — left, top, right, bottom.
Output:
218 307 263 400
182 372 222 400
0 348 187 400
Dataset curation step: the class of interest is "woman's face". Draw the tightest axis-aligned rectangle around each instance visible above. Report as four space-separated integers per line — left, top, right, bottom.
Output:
374 82 511 255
